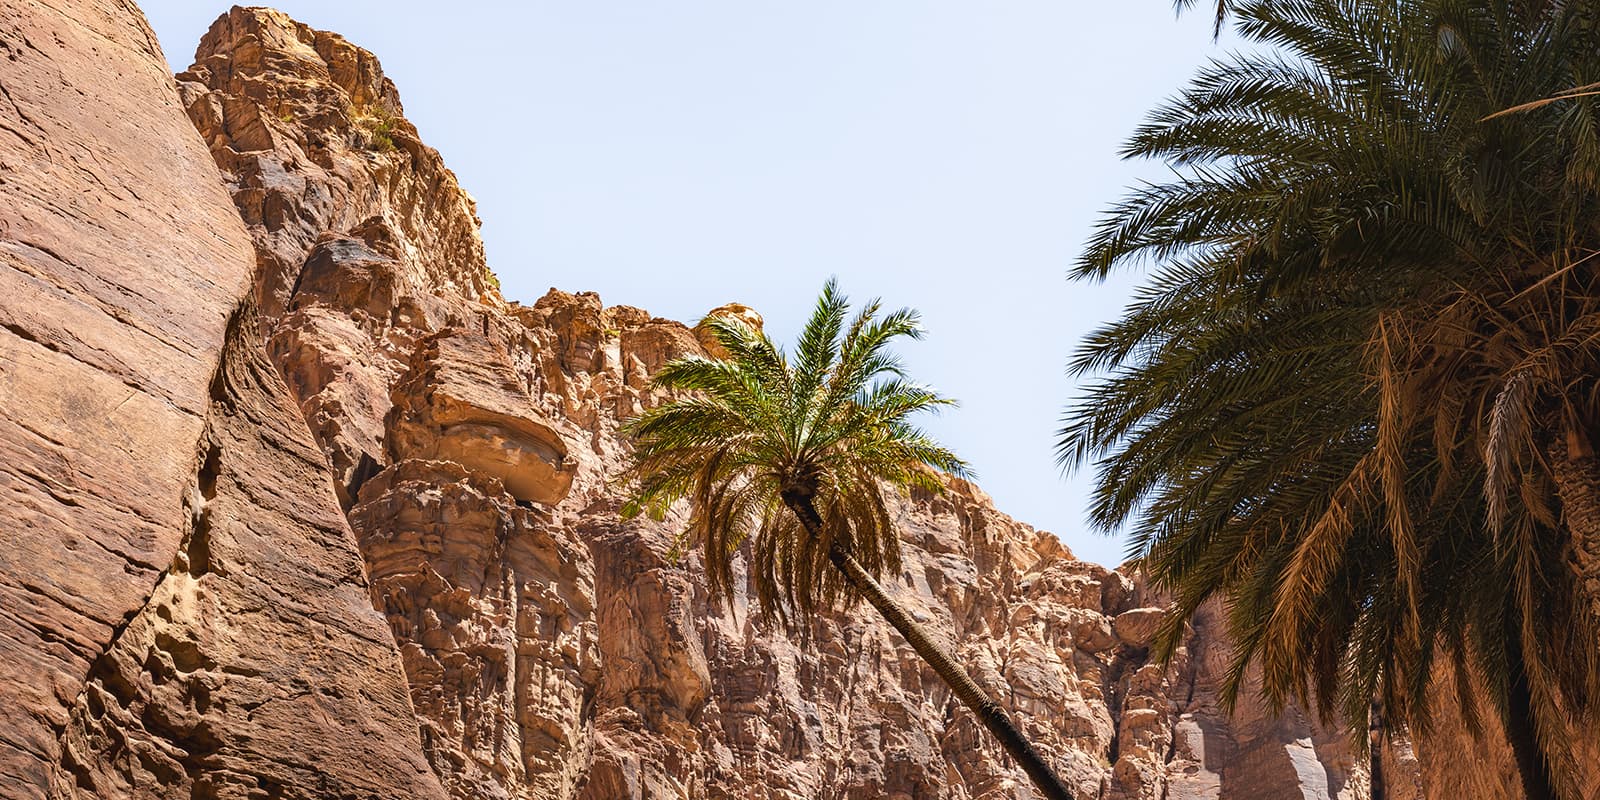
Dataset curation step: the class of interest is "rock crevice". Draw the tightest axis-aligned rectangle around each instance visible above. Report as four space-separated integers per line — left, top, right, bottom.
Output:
54 301 446 800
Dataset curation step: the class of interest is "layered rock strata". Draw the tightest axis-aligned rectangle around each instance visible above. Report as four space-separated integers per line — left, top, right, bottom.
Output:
0 2 441 798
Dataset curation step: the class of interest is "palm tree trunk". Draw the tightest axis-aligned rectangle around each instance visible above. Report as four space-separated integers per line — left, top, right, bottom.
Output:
1504 625 1559 800
1368 698 1385 800
1548 436 1600 624
782 495 1076 800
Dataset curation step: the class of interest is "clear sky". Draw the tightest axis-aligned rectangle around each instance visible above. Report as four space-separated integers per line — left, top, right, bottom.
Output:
140 2 1231 567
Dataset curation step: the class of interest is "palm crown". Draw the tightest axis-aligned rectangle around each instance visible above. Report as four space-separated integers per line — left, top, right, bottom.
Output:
623 279 968 626
1064 0 1600 795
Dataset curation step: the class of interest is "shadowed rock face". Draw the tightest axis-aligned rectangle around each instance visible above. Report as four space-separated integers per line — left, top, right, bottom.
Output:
4 2 1567 799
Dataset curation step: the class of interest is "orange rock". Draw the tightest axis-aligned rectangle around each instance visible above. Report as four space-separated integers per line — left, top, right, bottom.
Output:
694 302 766 358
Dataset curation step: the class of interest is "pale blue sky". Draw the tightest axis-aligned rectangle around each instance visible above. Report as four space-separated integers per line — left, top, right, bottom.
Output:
142 2 1230 567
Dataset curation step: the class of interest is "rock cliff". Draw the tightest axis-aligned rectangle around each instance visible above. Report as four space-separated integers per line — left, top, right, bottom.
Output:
0 3 1535 798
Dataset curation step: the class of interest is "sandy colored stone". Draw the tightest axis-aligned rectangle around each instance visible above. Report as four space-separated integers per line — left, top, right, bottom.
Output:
176 5 491 318
0 1 254 794
387 328 574 506
351 458 599 799
1113 607 1165 649
694 302 765 359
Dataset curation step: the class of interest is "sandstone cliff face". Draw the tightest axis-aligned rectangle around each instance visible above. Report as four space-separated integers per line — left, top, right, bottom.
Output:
1 3 442 798
0 3 1521 798
159 8 1372 799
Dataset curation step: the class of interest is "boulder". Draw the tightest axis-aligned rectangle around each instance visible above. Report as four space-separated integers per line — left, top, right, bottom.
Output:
694 302 765 358
1114 606 1167 649
388 328 574 506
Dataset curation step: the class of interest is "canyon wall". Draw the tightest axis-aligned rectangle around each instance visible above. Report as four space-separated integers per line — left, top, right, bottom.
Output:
0 2 440 798
0 3 1535 798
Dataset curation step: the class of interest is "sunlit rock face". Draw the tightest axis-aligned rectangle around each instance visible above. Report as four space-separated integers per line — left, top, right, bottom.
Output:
164 9 1386 791
176 6 491 319
0 2 439 798
7 2 1541 798
387 329 575 507
694 303 766 358
350 458 599 799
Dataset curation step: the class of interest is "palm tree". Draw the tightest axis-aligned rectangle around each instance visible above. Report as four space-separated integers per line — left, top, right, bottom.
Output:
1061 1 1600 797
1173 0 1241 36
623 280 1076 800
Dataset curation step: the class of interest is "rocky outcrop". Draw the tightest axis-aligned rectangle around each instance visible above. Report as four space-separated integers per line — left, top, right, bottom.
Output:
56 305 445 800
0 1 251 791
176 6 491 320
694 303 765 358
350 458 598 800
11 2 1542 798
0 3 441 798
160 9 1376 797
387 329 574 507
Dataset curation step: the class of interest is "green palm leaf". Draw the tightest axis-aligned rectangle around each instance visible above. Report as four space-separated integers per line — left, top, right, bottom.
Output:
624 282 1078 799
1068 1 1600 797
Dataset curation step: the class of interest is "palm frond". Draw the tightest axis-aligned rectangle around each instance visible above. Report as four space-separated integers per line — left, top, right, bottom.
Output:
1065 0 1600 781
623 281 967 628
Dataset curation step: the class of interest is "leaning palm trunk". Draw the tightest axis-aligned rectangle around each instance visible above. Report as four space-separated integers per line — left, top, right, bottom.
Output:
1548 436 1600 625
785 495 1076 800
627 284 1071 796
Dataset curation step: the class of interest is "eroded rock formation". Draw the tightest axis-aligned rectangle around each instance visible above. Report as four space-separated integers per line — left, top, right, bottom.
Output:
1 3 440 798
1 3 1552 798
57 306 445 800
155 9 1376 797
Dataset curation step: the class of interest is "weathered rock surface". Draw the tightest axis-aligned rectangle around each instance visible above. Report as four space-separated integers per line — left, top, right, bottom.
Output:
387 329 574 507
351 458 598 800
56 306 445 800
160 9 1379 797
7 2 1555 799
0 2 442 798
176 6 491 319
0 2 258 790
694 303 765 358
